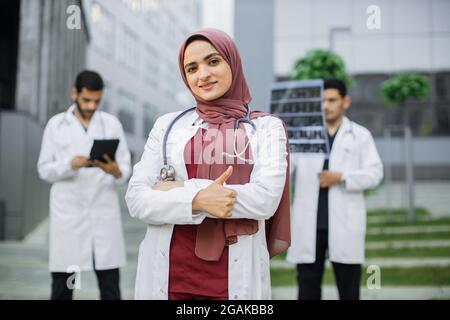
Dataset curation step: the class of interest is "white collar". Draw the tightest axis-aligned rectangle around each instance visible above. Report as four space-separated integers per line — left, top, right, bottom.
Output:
63 103 101 125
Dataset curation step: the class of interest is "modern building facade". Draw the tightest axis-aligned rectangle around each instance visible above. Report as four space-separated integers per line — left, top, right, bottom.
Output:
233 0 450 180
0 0 89 240
0 0 202 240
84 0 201 162
274 0 450 137
234 0 274 113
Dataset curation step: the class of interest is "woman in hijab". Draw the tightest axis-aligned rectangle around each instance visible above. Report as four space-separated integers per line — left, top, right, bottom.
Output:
125 28 290 300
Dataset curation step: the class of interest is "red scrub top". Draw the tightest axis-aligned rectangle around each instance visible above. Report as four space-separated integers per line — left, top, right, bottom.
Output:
168 129 228 300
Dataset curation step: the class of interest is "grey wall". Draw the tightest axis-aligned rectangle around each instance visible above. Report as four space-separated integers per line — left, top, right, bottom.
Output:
0 112 49 239
347 72 450 137
15 0 89 125
274 0 450 76
375 137 450 180
234 0 274 112
0 0 89 240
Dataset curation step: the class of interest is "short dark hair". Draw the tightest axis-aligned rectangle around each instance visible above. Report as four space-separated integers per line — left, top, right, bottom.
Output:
324 78 347 97
75 70 104 93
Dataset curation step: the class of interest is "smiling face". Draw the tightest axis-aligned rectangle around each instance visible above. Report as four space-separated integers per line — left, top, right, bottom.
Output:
183 40 233 101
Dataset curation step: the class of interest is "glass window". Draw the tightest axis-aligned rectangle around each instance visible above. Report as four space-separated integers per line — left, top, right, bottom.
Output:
144 0 160 32
99 81 112 112
90 2 115 58
121 0 144 13
116 24 139 72
143 45 158 86
143 103 157 137
117 90 136 134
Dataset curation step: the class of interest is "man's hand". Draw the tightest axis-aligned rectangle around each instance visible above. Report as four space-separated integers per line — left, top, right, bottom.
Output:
94 154 122 178
153 181 184 191
71 156 94 170
318 170 342 188
192 166 235 218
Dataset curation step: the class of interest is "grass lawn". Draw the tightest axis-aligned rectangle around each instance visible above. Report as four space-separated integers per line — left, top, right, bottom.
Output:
366 231 450 242
366 208 450 241
367 208 430 218
366 246 450 258
368 218 450 228
274 240 450 260
275 208 450 287
270 266 450 287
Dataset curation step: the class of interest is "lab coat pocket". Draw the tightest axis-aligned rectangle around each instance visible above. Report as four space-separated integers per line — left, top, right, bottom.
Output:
346 194 366 233
342 146 360 169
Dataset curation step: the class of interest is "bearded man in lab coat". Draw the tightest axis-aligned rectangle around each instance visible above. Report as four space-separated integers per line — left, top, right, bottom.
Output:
37 70 131 300
287 78 383 300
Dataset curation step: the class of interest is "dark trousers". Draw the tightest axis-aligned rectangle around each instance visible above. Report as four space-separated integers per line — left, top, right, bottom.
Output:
51 268 121 300
296 230 361 300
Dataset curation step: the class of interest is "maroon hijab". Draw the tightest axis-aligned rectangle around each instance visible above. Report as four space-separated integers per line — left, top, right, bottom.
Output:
178 28 290 261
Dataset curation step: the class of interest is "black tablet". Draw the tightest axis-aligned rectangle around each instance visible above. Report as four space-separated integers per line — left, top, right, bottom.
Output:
90 139 120 163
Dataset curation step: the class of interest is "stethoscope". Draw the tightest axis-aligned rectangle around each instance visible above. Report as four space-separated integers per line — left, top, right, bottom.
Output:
343 120 356 140
159 106 257 181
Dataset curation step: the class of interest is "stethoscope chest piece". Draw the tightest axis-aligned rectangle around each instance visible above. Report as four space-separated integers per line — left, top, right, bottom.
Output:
159 164 176 181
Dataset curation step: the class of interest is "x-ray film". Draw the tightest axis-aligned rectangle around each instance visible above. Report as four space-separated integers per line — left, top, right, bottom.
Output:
270 79 330 156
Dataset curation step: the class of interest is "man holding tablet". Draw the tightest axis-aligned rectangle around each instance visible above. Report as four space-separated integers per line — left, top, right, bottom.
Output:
37 70 131 300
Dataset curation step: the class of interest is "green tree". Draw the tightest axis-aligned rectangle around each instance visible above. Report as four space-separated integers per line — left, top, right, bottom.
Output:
380 73 430 223
381 73 430 107
381 73 430 127
291 49 352 88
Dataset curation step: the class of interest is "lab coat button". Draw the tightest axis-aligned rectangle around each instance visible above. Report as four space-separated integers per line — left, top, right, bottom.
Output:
234 258 238 262
233 294 238 299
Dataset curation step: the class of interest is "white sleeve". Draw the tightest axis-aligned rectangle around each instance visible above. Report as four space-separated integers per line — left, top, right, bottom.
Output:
341 131 384 191
125 115 206 225
37 121 75 183
184 117 288 220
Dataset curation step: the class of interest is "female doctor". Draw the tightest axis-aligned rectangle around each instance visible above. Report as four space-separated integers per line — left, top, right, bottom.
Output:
125 28 291 300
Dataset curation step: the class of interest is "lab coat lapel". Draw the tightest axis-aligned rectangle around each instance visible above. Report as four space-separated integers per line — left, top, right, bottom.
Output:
165 109 201 181
329 116 351 170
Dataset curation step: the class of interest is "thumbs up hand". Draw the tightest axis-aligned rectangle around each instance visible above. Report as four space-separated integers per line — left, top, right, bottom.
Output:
214 166 233 185
192 166 236 218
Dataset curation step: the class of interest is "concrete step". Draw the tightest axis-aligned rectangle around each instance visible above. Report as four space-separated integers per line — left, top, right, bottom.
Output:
367 225 450 235
271 258 450 269
271 285 450 300
366 239 450 250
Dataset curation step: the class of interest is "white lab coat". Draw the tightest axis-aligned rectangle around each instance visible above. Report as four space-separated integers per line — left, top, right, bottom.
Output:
287 117 383 264
37 104 131 272
125 109 288 300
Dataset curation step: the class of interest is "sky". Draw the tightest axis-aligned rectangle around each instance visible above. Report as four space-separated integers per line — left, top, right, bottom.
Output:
201 0 234 37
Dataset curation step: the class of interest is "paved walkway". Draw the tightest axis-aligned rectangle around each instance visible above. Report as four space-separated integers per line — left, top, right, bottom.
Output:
271 258 450 269
1 184 450 300
0 191 146 300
